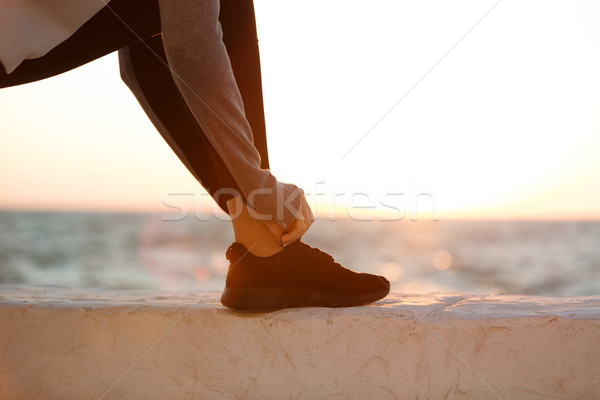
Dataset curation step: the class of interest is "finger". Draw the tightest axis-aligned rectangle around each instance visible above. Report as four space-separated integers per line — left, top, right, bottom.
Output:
281 220 304 246
303 199 315 226
296 198 312 233
281 192 313 246
281 206 312 246
282 217 310 246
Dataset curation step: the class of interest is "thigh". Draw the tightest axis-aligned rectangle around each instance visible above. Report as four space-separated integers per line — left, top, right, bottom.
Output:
0 0 160 88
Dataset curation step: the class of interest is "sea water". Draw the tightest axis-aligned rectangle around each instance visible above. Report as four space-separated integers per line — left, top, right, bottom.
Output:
0 211 598 295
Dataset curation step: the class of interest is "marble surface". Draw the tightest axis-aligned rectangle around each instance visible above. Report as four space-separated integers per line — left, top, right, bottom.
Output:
1 284 599 399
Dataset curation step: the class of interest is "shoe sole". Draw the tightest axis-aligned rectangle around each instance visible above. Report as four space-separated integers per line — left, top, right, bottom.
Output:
221 286 390 312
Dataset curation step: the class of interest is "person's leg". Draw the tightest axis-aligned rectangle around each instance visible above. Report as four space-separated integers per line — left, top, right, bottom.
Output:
118 37 242 212
129 32 390 310
118 0 271 214
0 0 161 88
158 0 306 232
226 197 283 256
119 0 286 256
118 19 283 257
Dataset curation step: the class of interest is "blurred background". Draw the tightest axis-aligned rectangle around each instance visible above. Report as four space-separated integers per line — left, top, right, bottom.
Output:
1 0 599 295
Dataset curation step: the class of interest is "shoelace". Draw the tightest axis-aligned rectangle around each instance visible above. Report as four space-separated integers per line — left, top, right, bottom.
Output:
296 241 343 271
226 240 344 271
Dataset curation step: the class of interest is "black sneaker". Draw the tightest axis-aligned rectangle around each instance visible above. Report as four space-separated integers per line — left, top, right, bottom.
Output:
220 240 390 312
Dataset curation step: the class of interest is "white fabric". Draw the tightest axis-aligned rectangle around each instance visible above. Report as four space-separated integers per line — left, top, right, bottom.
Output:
0 0 106 73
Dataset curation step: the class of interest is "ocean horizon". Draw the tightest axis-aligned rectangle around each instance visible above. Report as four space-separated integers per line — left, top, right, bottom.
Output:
0 210 598 296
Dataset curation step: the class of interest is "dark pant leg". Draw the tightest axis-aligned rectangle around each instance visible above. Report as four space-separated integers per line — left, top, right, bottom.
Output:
119 37 243 212
118 0 271 213
0 0 161 88
219 0 270 170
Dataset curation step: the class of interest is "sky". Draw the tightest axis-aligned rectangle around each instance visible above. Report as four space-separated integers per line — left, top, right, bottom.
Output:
1 0 599 220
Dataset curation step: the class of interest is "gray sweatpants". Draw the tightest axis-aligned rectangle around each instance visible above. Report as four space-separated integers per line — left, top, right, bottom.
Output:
154 0 305 227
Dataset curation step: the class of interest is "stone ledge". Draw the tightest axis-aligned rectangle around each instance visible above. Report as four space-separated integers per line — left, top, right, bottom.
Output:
1 284 599 399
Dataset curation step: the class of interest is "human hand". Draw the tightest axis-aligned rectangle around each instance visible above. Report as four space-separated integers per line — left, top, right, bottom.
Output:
261 190 314 247
281 191 314 246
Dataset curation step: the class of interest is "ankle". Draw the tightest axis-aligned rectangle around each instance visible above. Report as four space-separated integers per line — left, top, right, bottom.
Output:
227 197 285 257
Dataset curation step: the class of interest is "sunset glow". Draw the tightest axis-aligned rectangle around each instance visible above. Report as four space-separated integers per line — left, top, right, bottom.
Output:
1 0 599 220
